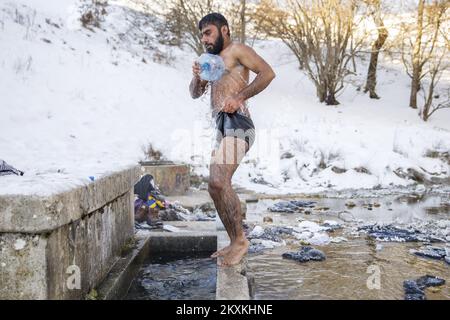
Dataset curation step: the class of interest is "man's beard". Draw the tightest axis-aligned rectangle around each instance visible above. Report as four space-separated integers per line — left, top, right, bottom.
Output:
206 32 224 54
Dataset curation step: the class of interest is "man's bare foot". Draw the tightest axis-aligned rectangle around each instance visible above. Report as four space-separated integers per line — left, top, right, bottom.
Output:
219 239 249 267
211 245 232 258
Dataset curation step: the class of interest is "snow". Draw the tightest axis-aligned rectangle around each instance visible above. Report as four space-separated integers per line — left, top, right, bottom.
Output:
13 238 26 251
292 221 332 245
249 225 265 238
295 221 326 233
1 0 449 196
250 238 285 249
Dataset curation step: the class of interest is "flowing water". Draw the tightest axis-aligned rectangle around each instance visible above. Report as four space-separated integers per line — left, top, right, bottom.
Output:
245 194 450 300
125 252 216 300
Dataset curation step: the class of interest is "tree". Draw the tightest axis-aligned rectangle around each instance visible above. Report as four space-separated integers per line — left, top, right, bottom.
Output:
226 0 253 44
409 0 425 109
401 0 448 119
145 0 219 55
363 0 388 99
254 0 366 105
419 2 449 121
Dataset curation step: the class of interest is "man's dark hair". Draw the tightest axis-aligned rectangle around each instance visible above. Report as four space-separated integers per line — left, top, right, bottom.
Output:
198 12 230 37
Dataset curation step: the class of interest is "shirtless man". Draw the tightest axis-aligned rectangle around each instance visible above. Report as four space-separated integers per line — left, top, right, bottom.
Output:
189 13 275 266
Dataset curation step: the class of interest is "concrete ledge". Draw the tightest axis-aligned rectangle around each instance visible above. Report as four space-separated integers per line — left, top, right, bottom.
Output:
0 165 140 233
147 232 217 253
0 166 140 299
215 232 250 300
96 234 151 300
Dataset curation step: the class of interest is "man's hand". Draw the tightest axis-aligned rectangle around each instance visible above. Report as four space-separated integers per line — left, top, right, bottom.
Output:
190 60 208 99
222 95 245 113
192 61 201 78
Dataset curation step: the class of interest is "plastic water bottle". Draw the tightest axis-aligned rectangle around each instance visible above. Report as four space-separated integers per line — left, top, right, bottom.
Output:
197 53 225 82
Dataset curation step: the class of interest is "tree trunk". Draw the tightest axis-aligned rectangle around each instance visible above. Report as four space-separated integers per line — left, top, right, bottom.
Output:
239 0 247 43
317 84 327 103
409 0 424 109
325 92 340 105
364 1 388 99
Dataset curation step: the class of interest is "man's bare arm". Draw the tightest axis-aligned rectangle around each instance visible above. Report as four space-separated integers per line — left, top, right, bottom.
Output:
189 61 208 99
234 44 276 102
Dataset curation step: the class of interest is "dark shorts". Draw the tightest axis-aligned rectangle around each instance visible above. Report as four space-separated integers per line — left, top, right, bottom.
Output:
214 111 256 150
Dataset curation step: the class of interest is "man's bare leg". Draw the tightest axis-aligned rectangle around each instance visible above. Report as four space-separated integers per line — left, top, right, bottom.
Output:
208 136 249 265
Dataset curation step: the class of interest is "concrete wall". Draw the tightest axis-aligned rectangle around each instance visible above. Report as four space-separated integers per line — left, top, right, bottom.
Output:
140 163 190 196
0 166 139 300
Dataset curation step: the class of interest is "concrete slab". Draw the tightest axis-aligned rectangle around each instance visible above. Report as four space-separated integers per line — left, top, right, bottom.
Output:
165 189 213 211
140 163 190 196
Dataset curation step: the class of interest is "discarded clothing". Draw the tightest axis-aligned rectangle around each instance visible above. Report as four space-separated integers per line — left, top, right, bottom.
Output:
267 226 295 236
282 246 326 263
404 275 446 300
321 220 343 232
134 198 161 225
416 275 446 288
249 238 285 254
158 202 191 221
192 205 216 221
135 221 163 231
134 174 165 202
358 224 444 243
403 280 425 300
248 243 267 254
248 225 288 243
268 200 316 213
410 246 450 264
0 160 24 176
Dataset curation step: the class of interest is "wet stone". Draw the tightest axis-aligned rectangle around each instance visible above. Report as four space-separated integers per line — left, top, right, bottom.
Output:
282 246 326 263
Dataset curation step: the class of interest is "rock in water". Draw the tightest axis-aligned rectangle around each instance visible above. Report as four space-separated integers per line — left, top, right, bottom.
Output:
282 246 326 262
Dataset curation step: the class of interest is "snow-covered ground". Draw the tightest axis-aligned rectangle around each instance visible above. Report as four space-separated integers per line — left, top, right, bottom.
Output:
1 0 449 196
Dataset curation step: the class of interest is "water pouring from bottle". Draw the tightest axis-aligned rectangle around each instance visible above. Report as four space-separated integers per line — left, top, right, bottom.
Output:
197 53 225 82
